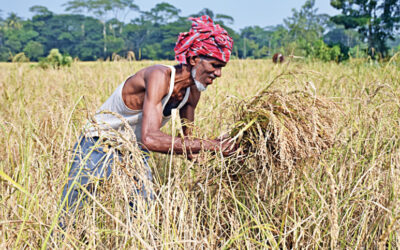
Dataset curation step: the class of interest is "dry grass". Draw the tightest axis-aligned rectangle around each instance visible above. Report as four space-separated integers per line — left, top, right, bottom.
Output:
0 58 400 248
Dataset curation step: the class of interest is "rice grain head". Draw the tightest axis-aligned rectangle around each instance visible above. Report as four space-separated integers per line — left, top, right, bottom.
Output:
230 90 340 170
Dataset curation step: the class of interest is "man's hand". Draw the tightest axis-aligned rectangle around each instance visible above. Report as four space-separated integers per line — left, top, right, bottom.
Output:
217 132 230 141
185 137 237 161
216 137 237 157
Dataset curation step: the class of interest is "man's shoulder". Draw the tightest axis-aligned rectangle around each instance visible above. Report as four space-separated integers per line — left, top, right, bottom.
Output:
143 64 172 79
141 65 172 99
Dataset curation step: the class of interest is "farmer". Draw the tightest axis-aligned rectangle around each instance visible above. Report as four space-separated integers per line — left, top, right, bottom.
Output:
60 15 236 213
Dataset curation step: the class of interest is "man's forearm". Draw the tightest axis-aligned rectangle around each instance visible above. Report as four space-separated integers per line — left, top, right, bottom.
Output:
175 136 218 154
141 131 218 154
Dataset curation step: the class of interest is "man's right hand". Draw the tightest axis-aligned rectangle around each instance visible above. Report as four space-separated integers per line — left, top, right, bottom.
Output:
187 138 237 160
216 138 237 157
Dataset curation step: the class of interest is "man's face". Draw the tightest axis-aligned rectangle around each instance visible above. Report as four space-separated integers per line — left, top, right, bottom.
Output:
191 56 227 91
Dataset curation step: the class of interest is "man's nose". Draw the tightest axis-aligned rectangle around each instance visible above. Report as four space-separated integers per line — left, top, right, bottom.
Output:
214 68 222 77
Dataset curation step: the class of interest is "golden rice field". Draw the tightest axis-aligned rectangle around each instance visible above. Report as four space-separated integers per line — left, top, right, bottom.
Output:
1 57 400 248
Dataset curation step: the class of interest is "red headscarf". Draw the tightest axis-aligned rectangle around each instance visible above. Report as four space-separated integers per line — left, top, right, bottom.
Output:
174 15 234 64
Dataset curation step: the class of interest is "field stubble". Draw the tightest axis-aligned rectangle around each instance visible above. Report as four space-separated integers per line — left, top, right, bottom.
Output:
0 59 399 248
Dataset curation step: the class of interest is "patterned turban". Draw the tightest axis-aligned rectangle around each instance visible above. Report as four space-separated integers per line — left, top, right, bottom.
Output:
174 15 234 64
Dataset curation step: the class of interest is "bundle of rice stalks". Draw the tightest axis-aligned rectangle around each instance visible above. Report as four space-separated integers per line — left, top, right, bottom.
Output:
230 89 339 169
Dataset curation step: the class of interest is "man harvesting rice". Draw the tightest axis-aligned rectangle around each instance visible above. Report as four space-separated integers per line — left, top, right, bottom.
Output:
61 16 236 213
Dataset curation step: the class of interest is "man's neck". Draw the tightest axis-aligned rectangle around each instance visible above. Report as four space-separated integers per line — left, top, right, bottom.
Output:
173 64 194 91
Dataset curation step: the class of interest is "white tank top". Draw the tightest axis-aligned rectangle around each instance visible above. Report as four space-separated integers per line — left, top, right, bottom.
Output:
84 65 190 143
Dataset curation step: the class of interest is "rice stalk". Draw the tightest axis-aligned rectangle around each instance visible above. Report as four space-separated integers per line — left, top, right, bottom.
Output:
230 89 340 170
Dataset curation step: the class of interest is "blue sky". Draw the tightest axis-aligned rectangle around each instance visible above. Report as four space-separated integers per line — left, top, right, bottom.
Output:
0 0 340 31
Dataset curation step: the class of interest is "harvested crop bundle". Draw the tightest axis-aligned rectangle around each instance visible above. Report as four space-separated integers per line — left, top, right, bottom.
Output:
230 89 339 169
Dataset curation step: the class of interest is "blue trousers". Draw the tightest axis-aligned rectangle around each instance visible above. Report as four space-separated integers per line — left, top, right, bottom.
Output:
60 136 153 213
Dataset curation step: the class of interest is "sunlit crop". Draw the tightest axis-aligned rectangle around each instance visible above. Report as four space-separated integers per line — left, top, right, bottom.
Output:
1 57 399 248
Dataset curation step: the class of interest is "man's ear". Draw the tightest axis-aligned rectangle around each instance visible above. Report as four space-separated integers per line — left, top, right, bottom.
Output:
188 56 200 66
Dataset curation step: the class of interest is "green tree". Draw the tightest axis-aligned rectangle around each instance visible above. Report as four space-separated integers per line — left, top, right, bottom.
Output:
240 26 271 58
306 39 342 61
78 17 103 59
330 0 400 57
263 25 290 54
284 0 329 43
194 8 234 26
126 3 192 60
387 34 400 51
123 21 152 59
64 0 139 56
29 5 53 16
106 35 124 54
4 12 23 30
281 0 335 57
29 9 104 60
324 26 362 48
0 10 6 60
23 40 44 60
323 25 363 60
141 2 181 25
0 9 4 24
0 3 246 62
1 13 39 60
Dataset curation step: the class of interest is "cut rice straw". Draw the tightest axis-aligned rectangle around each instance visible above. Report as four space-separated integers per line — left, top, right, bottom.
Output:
229 74 340 169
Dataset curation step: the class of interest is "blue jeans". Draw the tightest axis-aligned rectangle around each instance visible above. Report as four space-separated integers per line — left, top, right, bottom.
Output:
60 136 153 214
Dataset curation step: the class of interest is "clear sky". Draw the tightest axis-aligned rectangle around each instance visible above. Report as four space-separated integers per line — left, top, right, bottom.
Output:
0 0 340 31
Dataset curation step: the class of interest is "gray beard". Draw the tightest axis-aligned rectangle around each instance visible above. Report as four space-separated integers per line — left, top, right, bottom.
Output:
191 68 207 92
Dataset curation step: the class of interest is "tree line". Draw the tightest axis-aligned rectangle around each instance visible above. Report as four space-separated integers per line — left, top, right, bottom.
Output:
0 0 399 63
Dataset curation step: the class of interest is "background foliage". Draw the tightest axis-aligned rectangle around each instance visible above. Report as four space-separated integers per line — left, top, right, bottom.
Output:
0 0 399 62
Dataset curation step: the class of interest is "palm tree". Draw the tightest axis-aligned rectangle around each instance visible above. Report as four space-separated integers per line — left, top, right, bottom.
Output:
5 12 23 30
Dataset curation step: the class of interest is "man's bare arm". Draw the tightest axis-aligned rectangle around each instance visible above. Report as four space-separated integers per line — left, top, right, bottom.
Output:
179 85 200 136
140 69 221 154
